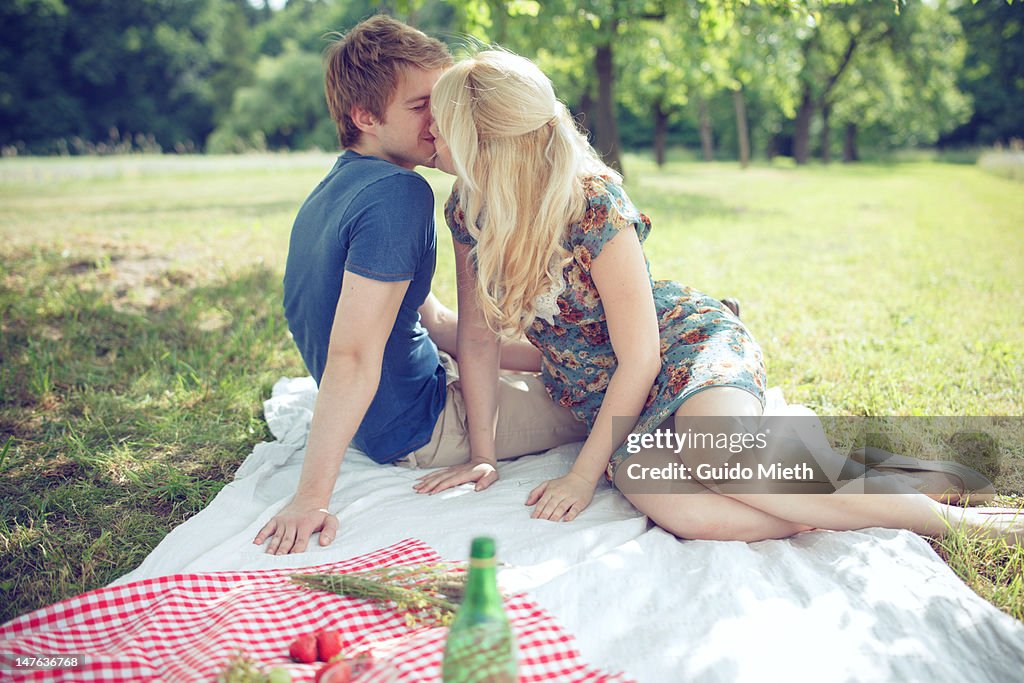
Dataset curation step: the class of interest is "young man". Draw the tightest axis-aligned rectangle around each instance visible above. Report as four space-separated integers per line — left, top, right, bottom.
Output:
253 15 587 555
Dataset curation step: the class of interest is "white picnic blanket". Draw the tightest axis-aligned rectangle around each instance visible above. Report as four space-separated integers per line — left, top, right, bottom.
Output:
116 377 1024 682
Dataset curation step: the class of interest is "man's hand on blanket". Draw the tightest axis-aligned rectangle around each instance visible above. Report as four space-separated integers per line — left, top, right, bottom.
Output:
413 459 499 494
526 472 595 522
253 502 340 555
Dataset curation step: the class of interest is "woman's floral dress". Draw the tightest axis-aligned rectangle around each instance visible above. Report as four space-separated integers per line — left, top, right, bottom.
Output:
445 175 765 481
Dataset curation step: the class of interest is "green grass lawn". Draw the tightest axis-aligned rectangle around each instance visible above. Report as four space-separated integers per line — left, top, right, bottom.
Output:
1 152 1022 625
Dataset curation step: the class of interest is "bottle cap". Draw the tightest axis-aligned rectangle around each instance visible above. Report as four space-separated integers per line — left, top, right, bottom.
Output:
469 536 496 559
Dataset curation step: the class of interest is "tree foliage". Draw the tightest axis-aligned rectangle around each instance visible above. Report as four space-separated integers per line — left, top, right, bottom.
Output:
830 1 971 157
207 43 336 152
942 0 1024 146
0 0 1018 158
1 0 221 153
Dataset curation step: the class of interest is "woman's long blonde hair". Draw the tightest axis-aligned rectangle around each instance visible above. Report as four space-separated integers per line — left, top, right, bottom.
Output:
431 49 619 339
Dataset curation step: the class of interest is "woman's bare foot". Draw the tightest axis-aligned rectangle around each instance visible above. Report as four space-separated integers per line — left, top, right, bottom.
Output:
879 470 995 506
957 507 1024 545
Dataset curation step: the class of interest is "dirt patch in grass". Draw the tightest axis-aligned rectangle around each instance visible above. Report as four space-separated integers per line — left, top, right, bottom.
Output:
57 238 201 312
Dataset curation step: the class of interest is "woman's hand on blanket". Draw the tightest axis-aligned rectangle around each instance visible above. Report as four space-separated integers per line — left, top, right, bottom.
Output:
253 503 340 555
413 459 499 494
526 472 595 522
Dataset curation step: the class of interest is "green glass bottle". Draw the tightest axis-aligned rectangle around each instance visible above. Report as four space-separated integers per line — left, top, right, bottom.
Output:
441 536 517 683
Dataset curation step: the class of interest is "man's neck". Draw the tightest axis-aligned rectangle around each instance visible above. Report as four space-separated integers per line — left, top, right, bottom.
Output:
349 141 386 163
347 141 418 170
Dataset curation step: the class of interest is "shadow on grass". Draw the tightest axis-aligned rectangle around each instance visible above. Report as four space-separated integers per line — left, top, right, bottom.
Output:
0 245 306 624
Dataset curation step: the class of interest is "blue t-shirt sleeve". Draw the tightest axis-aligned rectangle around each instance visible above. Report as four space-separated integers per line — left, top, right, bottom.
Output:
343 173 435 282
571 177 652 273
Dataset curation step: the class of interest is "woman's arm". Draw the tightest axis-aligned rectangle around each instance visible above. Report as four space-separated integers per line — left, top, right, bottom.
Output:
527 226 662 521
453 240 503 464
413 240 504 493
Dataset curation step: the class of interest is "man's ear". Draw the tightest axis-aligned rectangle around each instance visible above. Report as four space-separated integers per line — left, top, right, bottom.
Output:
349 105 377 134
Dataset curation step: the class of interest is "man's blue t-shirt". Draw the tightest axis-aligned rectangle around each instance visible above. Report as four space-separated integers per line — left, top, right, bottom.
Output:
283 151 447 463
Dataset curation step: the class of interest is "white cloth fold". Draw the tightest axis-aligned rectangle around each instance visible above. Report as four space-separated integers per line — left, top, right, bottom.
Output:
116 377 1024 682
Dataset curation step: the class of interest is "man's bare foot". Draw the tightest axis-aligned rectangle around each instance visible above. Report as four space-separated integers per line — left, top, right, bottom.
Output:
852 447 996 506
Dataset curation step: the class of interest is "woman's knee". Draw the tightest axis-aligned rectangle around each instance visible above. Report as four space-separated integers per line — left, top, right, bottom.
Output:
674 387 763 419
628 492 740 541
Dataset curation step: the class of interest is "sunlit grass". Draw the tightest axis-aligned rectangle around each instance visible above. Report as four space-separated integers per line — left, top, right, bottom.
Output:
1 152 1022 624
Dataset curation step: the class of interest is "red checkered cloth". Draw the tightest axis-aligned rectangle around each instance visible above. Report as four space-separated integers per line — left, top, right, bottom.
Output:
0 538 633 682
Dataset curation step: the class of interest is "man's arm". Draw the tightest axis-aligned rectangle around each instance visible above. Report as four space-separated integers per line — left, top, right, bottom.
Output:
253 272 410 554
419 291 542 372
418 291 458 358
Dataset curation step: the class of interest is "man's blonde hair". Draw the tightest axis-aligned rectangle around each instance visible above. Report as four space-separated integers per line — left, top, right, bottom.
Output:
324 14 452 148
431 49 619 339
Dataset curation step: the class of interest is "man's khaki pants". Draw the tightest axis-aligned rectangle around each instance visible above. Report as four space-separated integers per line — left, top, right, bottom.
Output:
397 354 588 469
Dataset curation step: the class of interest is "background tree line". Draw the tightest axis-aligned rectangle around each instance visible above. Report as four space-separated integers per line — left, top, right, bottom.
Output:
1 0 1020 167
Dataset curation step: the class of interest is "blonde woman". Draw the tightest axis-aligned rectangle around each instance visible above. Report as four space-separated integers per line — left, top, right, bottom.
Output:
417 48 1023 545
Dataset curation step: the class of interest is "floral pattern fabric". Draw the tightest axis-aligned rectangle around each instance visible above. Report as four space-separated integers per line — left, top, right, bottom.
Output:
445 176 765 481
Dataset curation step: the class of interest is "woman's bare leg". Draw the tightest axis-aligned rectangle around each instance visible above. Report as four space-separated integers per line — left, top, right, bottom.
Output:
624 486 814 542
623 389 812 542
627 387 1022 544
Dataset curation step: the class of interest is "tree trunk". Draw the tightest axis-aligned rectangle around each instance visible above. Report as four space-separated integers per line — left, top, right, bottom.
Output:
577 87 594 140
843 122 859 162
793 86 814 165
820 101 831 164
592 42 622 173
799 28 861 165
653 101 668 167
485 0 508 43
698 97 714 162
733 88 750 168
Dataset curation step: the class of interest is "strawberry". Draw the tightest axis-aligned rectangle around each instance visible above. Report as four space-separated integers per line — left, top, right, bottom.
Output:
316 629 344 662
288 633 318 663
315 659 351 683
